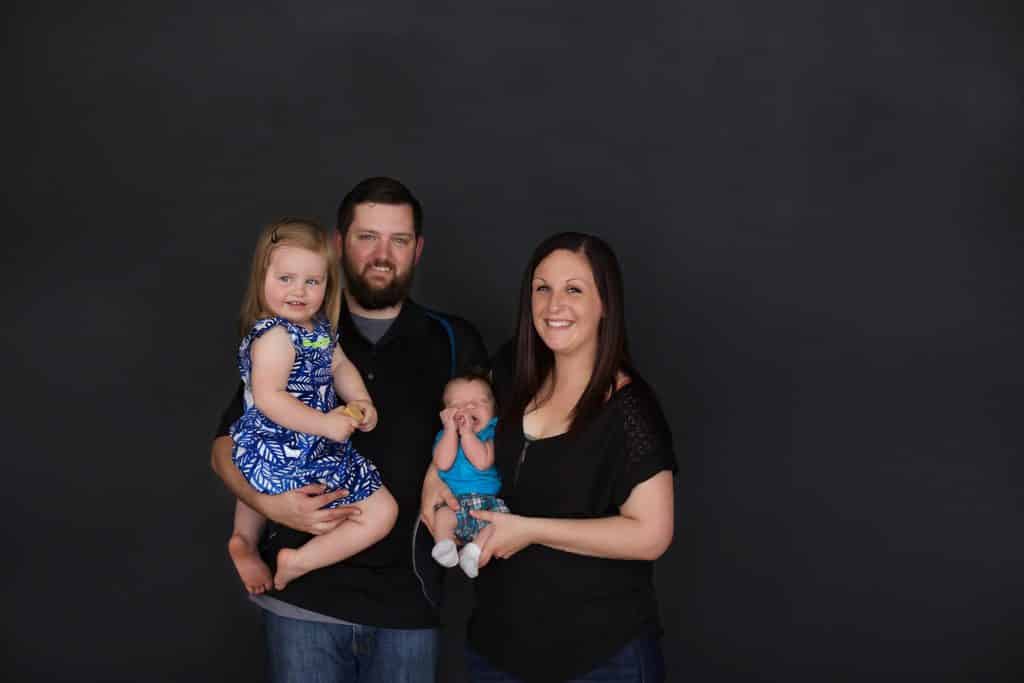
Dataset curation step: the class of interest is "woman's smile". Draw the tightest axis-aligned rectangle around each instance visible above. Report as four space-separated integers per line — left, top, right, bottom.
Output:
531 248 603 357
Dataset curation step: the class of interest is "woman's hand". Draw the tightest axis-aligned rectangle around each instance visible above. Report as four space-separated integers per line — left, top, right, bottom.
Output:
471 510 536 568
420 465 458 537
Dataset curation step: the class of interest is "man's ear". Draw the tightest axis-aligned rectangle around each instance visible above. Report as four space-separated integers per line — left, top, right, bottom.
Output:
414 235 425 265
333 229 344 256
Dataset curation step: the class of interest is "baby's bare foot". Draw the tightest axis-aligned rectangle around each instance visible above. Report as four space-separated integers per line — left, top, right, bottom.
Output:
228 534 273 595
273 548 310 591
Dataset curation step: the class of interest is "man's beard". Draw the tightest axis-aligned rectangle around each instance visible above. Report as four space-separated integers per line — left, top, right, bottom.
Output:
342 253 416 310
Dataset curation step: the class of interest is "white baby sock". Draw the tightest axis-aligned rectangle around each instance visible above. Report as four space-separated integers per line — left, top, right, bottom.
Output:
459 542 482 578
431 539 458 567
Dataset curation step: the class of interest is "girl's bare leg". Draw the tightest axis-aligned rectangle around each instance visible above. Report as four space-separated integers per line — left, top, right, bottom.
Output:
274 486 399 591
228 500 273 594
430 507 459 567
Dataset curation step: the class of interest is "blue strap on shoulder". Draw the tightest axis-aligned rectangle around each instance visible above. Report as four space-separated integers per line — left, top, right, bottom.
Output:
423 310 456 378
413 308 458 609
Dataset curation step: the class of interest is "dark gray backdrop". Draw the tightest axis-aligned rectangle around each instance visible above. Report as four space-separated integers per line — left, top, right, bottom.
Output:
5 1 1021 681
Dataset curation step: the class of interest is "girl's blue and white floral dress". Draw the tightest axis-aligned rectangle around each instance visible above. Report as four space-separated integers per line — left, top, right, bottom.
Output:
230 316 382 508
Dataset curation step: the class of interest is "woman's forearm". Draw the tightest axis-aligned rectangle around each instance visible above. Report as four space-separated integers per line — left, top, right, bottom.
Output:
522 471 674 561
529 514 668 561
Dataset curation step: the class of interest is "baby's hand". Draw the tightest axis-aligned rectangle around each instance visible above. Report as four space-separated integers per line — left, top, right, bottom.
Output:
439 407 460 432
347 400 377 432
453 411 468 431
324 407 359 443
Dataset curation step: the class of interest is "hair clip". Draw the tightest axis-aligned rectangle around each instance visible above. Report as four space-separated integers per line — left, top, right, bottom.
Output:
270 228 280 243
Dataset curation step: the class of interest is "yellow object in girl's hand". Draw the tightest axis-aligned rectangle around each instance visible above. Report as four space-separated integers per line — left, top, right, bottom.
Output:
341 403 365 422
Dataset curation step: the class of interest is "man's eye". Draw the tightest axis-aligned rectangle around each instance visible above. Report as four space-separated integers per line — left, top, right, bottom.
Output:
394 237 410 246
359 234 376 241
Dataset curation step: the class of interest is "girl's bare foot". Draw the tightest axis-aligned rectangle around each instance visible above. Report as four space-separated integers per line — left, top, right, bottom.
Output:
273 548 310 591
228 534 273 595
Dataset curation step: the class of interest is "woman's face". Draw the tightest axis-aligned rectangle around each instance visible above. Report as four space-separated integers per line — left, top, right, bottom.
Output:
531 248 603 359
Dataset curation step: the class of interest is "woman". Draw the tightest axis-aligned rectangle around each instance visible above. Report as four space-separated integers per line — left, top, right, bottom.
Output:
423 232 676 682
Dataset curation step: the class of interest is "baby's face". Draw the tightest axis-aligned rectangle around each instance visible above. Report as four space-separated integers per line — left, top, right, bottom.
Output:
444 379 495 431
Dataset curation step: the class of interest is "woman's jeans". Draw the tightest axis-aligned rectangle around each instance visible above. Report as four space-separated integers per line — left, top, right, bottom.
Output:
264 611 439 683
465 633 665 682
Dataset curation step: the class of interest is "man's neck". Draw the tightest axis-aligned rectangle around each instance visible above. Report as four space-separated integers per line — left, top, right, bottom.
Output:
343 290 405 320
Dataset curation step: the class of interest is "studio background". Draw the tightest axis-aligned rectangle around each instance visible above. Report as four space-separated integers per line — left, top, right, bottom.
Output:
5 1 1021 681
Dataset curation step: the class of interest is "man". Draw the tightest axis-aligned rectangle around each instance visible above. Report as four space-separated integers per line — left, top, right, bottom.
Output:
211 177 487 682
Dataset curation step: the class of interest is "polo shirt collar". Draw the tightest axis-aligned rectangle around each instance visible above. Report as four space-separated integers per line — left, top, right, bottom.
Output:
339 296 429 348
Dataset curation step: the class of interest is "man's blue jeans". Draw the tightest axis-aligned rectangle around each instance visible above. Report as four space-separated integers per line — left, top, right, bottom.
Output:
264 612 439 683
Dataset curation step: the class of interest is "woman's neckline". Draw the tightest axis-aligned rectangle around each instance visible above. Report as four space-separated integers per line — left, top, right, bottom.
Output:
520 379 635 442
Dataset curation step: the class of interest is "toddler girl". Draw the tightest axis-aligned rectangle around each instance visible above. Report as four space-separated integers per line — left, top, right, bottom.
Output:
227 218 398 594
430 369 508 578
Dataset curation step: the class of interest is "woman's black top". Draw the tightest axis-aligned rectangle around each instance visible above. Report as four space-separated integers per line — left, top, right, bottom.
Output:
469 380 677 682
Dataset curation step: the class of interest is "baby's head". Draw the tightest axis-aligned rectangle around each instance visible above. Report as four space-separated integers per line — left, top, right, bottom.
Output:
442 368 495 431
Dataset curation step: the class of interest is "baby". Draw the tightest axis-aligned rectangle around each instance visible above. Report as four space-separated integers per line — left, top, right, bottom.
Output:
430 369 508 578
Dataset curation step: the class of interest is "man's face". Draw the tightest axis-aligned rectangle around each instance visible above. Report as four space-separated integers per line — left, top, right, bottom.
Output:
340 202 423 310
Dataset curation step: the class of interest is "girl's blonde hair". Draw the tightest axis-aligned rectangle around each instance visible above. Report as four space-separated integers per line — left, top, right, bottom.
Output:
239 217 342 337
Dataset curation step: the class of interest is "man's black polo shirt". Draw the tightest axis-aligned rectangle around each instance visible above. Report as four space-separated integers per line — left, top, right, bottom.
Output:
216 299 488 628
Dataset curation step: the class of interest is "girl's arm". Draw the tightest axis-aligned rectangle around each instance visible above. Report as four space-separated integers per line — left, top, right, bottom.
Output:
332 345 371 403
332 346 377 431
251 327 357 443
459 427 495 470
432 408 460 471
472 470 674 567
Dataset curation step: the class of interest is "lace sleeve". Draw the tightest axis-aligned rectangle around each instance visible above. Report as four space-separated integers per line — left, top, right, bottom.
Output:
612 382 678 506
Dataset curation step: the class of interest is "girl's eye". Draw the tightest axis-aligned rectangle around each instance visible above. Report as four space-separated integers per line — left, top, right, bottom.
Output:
279 275 291 283
306 279 320 286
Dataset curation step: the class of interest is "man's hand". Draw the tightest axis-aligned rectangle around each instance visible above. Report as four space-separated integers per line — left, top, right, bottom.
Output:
420 465 458 537
261 484 360 535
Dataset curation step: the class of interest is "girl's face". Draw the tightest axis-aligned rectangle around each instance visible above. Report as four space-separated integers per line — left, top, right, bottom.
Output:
444 379 495 431
263 245 328 329
531 248 603 359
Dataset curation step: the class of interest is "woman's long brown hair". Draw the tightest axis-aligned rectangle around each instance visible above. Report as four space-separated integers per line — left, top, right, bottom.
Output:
505 232 636 435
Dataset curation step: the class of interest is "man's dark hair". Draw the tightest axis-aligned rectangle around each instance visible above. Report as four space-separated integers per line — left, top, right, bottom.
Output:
336 176 423 237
